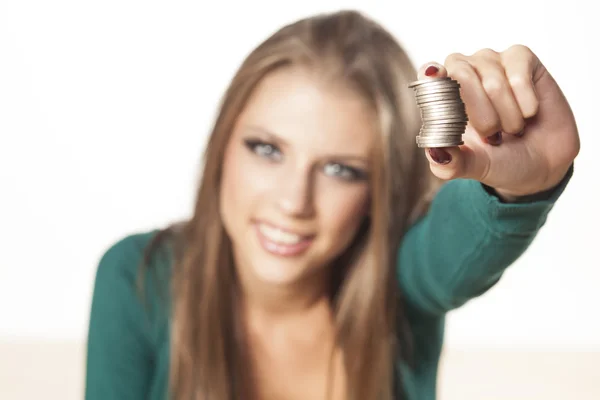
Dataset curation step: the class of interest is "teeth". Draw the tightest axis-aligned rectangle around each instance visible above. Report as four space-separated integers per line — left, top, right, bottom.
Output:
258 223 303 245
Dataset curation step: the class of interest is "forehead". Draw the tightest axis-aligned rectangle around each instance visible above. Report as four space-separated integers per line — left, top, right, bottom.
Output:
237 66 377 156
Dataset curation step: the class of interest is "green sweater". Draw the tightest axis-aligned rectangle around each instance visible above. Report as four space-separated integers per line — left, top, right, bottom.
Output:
85 167 573 400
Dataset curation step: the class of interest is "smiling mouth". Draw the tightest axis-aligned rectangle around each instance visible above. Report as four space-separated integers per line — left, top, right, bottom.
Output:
254 222 315 257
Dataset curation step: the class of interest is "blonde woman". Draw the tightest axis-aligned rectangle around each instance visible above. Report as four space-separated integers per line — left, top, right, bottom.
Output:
85 10 579 400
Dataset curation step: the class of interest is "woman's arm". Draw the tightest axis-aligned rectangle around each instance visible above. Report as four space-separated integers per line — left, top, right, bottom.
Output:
85 234 155 399
397 164 573 316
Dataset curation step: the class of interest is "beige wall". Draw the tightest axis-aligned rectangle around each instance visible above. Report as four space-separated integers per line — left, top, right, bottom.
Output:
1 340 599 399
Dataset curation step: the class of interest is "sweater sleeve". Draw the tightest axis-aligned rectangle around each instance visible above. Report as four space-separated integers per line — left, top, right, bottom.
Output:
85 233 155 399
397 164 574 316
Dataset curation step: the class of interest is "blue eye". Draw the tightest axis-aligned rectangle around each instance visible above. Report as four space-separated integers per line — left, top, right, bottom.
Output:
244 139 282 161
324 163 364 181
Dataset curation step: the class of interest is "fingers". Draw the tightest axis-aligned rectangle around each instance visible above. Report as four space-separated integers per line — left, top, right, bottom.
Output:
424 147 465 179
500 45 540 119
440 46 541 142
415 61 481 179
471 53 525 135
416 61 448 80
417 45 542 183
424 142 490 182
444 53 502 141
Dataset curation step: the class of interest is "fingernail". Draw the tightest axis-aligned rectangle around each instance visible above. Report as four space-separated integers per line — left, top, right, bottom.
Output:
515 130 525 137
486 131 503 145
424 65 439 77
428 148 451 164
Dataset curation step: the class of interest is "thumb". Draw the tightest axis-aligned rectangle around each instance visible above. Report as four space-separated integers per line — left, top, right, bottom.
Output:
425 146 466 180
417 61 448 81
415 61 473 180
425 142 490 182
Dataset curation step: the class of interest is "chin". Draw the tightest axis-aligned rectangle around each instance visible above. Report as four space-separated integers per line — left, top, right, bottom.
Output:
248 256 312 286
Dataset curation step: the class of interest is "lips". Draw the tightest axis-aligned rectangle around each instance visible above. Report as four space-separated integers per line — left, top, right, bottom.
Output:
254 222 314 257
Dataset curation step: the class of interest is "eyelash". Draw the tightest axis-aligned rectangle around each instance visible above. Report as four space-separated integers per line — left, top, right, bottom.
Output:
243 139 367 182
244 139 282 161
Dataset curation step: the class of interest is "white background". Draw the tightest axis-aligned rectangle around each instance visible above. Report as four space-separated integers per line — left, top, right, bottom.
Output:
1 0 598 352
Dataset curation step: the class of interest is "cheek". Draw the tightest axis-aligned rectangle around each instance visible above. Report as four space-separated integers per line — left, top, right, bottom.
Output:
220 146 248 227
317 184 369 238
220 145 272 222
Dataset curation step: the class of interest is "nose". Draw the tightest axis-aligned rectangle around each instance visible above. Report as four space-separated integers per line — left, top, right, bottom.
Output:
276 167 314 218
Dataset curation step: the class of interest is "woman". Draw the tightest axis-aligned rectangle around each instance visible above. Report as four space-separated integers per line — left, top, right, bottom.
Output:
85 10 579 400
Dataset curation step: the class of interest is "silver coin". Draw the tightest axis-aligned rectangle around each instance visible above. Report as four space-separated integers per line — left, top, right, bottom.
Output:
421 116 468 123
419 126 466 131
419 97 463 103
420 102 465 110
416 94 462 103
417 140 463 147
415 90 460 99
419 131 465 138
421 114 469 123
415 85 460 96
417 96 463 104
421 103 465 108
422 118 468 124
408 77 453 88
418 132 464 137
417 135 463 143
417 141 465 149
420 127 467 132
422 119 468 125
421 116 467 122
418 136 464 142
418 99 463 107
420 125 467 131
421 118 467 124
421 108 465 116
413 82 460 92
415 86 460 93
421 111 467 118
421 125 468 130
416 138 464 148
420 133 466 137
421 125 467 131
418 99 464 107
421 112 465 118
421 123 468 129
416 143 464 149
421 125 467 130
412 78 456 85
421 110 468 118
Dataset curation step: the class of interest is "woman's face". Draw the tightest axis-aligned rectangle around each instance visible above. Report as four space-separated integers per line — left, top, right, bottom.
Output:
220 66 376 288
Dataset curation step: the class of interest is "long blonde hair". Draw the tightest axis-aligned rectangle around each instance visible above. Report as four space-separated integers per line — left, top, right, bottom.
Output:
145 9 440 400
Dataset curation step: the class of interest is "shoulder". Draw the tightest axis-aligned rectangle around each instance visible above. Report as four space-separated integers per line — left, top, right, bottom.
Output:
92 227 177 307
89 228 175 336
95 230 161 284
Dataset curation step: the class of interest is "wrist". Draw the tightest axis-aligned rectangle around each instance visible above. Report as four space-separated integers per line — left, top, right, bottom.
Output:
485 185 558 204
484 163 575 204
490 188 521 203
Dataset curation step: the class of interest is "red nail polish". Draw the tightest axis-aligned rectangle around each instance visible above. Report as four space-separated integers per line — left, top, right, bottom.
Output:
424 65 439 76
428 148 451 164
486 132 503 145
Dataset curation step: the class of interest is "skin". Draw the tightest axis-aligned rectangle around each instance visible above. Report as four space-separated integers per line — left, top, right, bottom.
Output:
218 45 580 399
220 66 374 399
421 45 580 201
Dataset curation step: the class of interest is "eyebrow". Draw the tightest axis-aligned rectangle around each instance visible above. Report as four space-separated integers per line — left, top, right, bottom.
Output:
245 125 289 147
244 125 370 166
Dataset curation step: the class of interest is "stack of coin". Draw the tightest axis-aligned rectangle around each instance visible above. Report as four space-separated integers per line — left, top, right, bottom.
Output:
408 77 468 148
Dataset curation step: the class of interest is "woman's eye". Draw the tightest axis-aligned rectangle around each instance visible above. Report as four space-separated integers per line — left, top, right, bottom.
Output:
244 139 283 161
323 163 365 181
